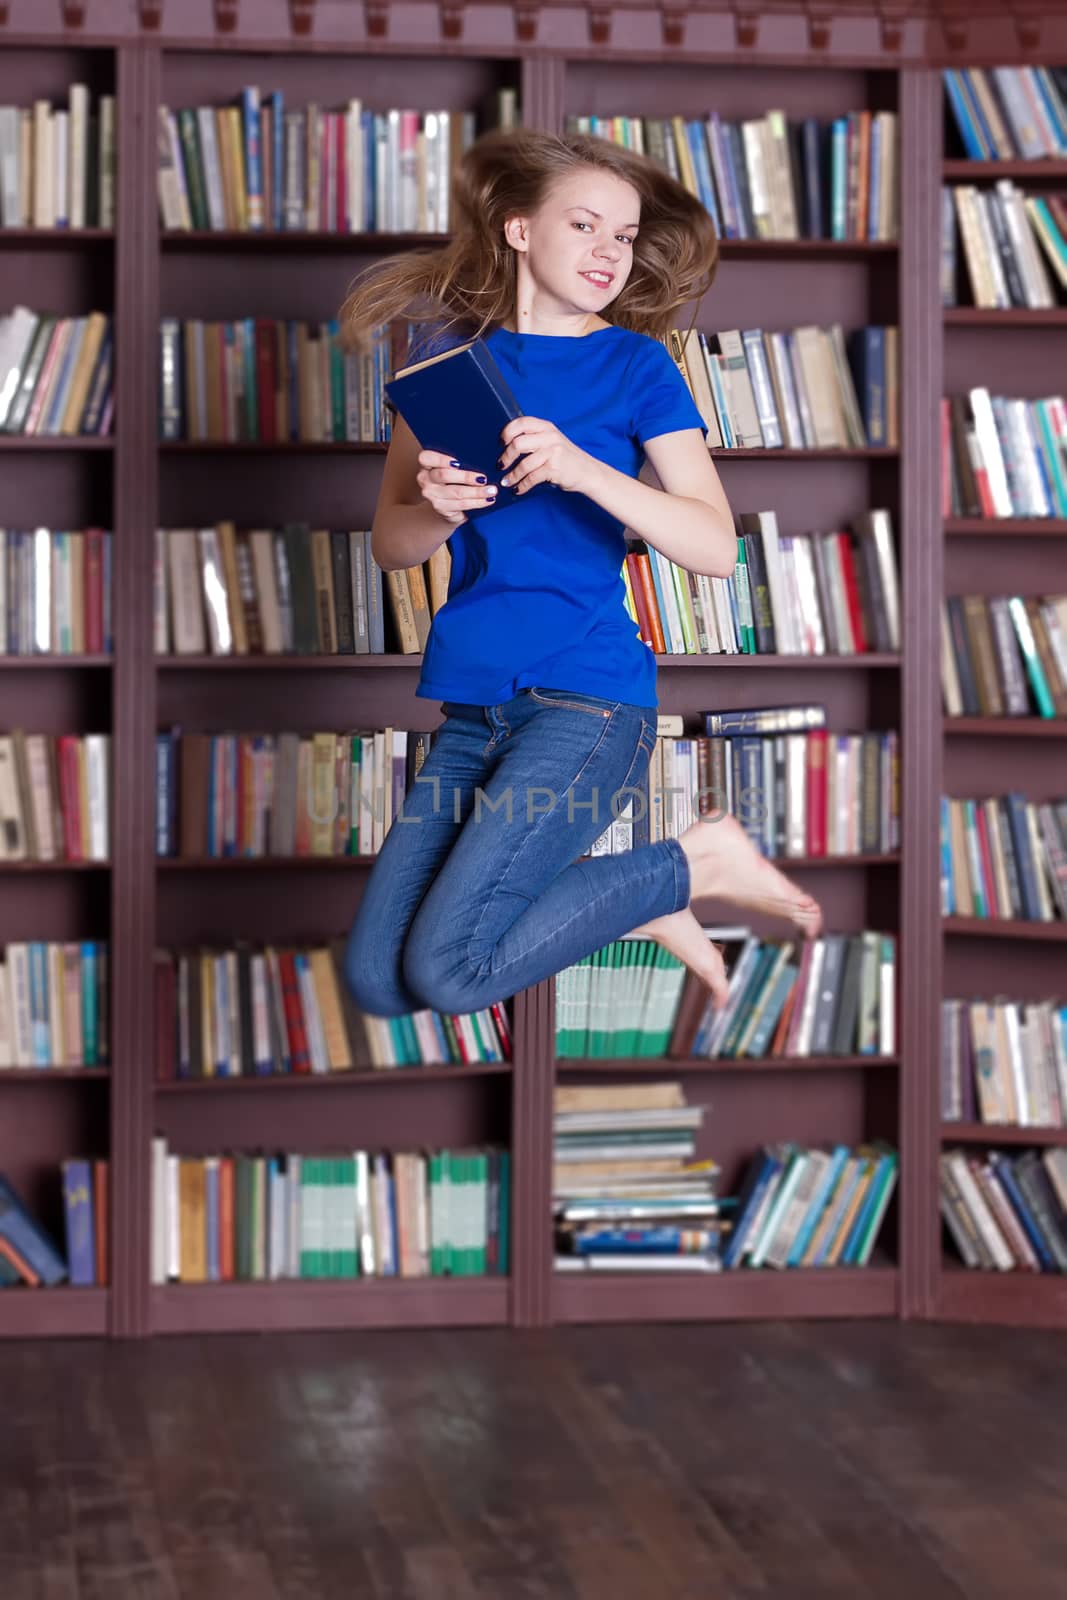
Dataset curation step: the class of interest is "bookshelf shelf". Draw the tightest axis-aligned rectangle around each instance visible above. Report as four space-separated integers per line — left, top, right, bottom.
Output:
655 653 901 669
944 718 1067 738
556 1054 899 1074
0 656 111 670
150 1275 510 1335
155 1063 512 1091
709 447 899 460
155 653 421 669
157 855 375 870
944 519 1067 537
552 1263 899 1323
159 440 385 454
0 437 113 452
160 229 449 251
0 860 109 874
943 309 1067 327
937 1265 1067 1329
0 1068 109 1082
719 239 899 260
943 917 1067 942
942 159 1067 180
0 228 114 247
0 1287 109 1340
942 1122 1067 1147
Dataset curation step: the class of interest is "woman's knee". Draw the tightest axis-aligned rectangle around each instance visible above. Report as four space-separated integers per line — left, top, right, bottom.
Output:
343 924 411 1018
401 918 483 1017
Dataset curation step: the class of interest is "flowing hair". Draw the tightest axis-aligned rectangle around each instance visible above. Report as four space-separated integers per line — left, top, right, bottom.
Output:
339 126 719 353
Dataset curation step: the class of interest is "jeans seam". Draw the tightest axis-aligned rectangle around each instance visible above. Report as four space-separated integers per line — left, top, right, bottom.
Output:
466 706 623 972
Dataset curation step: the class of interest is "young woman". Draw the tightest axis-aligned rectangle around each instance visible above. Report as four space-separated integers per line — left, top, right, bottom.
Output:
341 127 821 1022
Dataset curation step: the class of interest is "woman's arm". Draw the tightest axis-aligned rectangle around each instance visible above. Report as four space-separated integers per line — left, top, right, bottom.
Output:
498 419 736 579
371 416 496 572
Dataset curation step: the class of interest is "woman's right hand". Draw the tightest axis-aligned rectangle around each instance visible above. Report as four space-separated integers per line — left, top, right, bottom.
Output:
416 451 499 525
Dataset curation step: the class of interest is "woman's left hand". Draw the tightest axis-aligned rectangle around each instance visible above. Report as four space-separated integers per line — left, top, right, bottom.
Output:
498 417 598 497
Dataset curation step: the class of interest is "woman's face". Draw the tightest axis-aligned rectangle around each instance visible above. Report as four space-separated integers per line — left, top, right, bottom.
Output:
506 166 642 317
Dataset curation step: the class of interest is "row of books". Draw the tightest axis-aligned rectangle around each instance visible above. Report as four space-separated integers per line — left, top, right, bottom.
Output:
589 720 900 861
671 323 897 451
0 1167 107 1289
155 522 443 658
941 1146 1067 1274
154 941 512 1082
723 1140 898 1270
943 183 1066 310
940 793 1067 923
941 594 1067 720
555 939 689 1060
0 90 116 230
567 109 898 243
0 733 109 863
150 1139 511 1283
158 92 517 235
0 308 113 437
0 529 112 657
941 997 1067 1128
942 390 1067 522
159 315 398 444
682 929 897 1062
552 1082 722 1270
943 66 1067 163
0 941 107 1071
627 507 900 660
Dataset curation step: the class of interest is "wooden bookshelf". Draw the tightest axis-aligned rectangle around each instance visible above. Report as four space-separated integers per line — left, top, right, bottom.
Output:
3 4 1066 1340
942 1123 1067 1148
944 519 1067 536
944 718 1067 737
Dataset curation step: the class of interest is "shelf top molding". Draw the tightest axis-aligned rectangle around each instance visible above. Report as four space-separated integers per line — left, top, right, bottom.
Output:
5 0 1066 65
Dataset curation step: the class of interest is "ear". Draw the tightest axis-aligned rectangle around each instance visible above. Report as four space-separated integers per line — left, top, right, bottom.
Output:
503 213 530 254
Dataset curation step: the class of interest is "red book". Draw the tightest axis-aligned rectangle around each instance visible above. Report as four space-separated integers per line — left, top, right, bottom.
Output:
336 110 346 232
973 803 1000 917
631 550 666 653
806 729 828 857
218 1157 235 1280
624 553 655 647
93 1159 108 1286
56 735 83 861
835 534 869 653
276 949 311 1073
490 1001 512 1061
449 1015 471 1064
254 320 277 443
84 528 104 653
0 1234 41 1286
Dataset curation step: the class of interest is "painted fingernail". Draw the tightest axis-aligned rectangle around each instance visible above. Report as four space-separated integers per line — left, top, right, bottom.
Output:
476 474 487 484
449 458 462 467
486 487 498 498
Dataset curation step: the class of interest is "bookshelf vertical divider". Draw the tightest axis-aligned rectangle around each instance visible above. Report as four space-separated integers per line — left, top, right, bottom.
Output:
898 67 944 1321
511 983 557 1327
111 42 162 1339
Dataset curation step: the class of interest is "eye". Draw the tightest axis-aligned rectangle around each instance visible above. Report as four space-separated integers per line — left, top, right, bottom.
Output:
572 220 592 232
617 235 636 246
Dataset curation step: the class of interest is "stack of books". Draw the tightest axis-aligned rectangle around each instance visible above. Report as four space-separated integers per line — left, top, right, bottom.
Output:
724 1141 898 1269
943 182 1066 309
0 1172 74 1289
940 794 1067 922
0 88 116 229
552 1081 723 1272
154 941 511 1081
0 732 109 863
677 929 896 1063
154 522 448 658
0 941 108 1069
942 389 1067 521
150 1138 510 1282
0 307 113 437
568 109 898 241
941 594 1067 719
0 529 112 656
158 87 517 234
669 322 897 450
554 936 691 1059
943 66 1067 162
941 995 1067 1127
625 507 900 659
941 1146 1067 1272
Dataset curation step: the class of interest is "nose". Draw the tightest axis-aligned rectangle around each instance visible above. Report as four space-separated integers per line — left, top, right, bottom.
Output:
594 238 621 262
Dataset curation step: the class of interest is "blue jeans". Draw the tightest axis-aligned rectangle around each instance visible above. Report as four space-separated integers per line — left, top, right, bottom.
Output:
343 686 692 1017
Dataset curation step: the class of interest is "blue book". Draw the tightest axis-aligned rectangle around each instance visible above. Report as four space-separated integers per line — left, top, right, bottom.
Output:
271 91 284 230
0 1173 67 1285
61 1158 96 1285
943 70 987 160
385 336 545 518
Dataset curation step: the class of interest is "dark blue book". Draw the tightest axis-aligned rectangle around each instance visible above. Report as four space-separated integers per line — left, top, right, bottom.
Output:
0 1174 68 1286
385 337 543 516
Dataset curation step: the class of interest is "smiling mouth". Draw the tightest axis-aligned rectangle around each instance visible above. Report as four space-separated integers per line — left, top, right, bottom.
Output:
580 271 614 287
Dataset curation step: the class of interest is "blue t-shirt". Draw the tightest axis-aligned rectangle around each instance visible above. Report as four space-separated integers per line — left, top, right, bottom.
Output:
412 323 706 711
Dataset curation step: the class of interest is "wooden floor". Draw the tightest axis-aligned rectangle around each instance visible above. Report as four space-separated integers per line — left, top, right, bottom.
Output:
3 1319 1066 1599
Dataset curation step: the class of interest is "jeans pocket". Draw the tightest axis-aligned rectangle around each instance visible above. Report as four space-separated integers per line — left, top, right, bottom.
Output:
528 686 620 717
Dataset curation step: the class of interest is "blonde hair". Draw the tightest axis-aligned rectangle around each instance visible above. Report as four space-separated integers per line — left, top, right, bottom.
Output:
339 126 719 351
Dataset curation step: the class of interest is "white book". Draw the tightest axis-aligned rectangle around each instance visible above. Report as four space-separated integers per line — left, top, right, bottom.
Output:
32 101 53 227
68 85 88 229
7 944 32 1066
84 733 109 860
0 960 11 1067
969 387 1014 516
0 305 40 430
346 99 363 232
196 108 227 229
150 1135 168 1285
98 97 116 227
0 106 22 226
53 108 69 228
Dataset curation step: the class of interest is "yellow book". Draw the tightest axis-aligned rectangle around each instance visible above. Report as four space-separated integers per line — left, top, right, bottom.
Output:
308 948 352 1072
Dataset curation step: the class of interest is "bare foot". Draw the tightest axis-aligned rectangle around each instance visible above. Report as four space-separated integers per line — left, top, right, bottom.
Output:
629 907 730 1008
677 813 823 937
